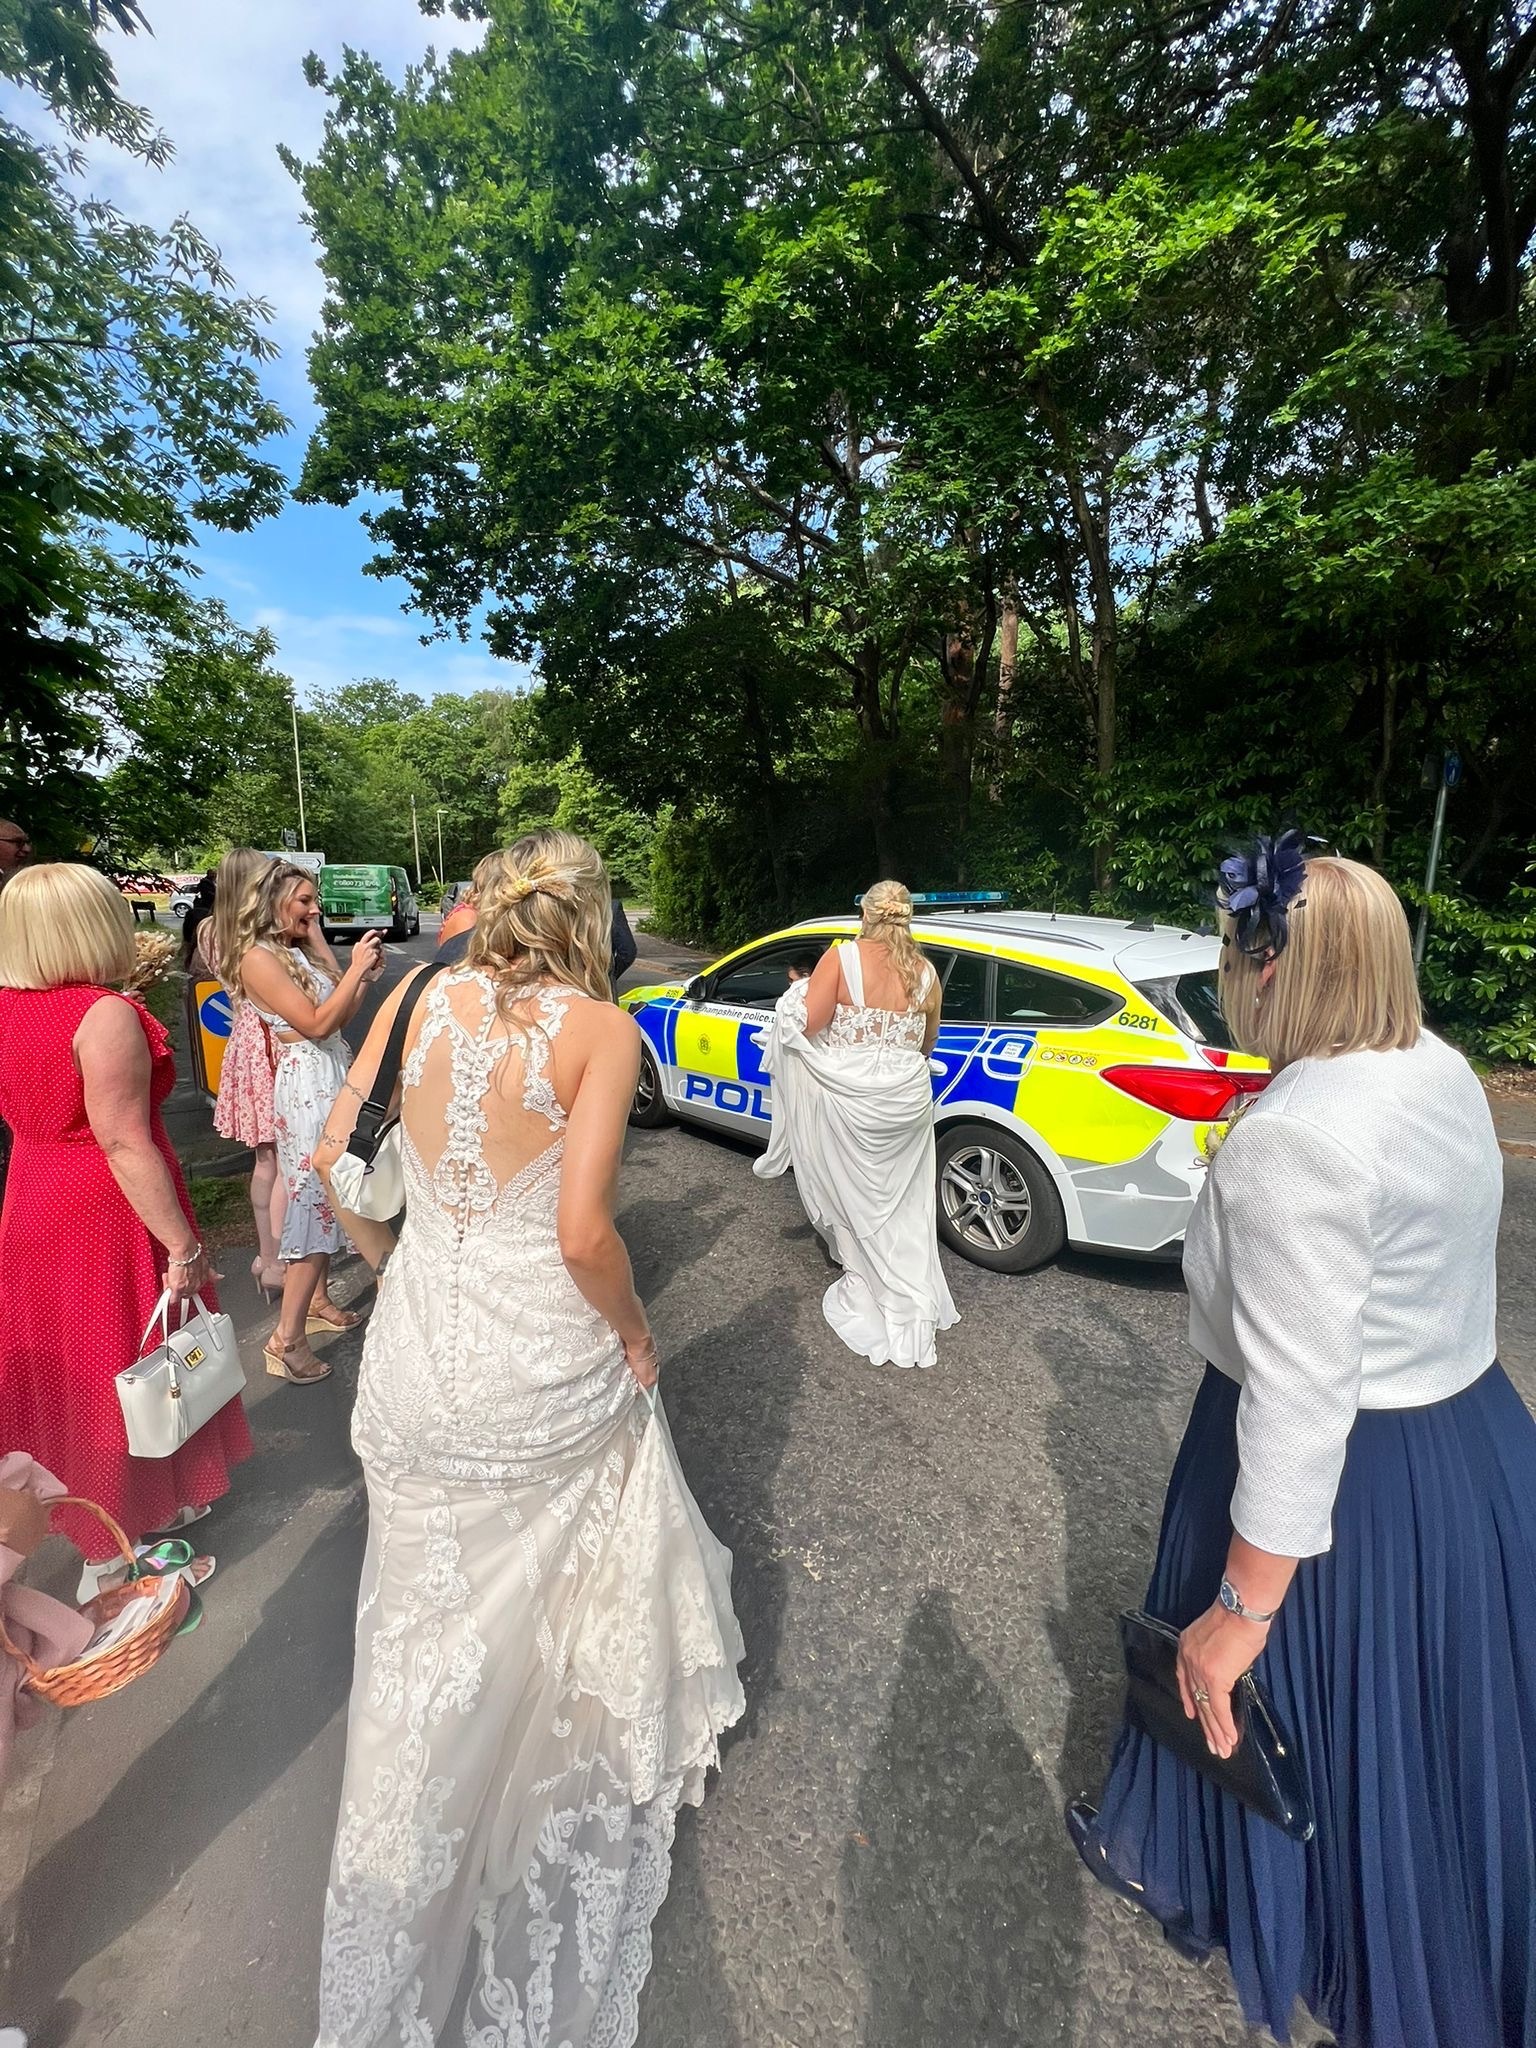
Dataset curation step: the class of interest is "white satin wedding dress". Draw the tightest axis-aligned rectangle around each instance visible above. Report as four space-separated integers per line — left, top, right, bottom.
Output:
315 968 744 2048
754 943 958 1369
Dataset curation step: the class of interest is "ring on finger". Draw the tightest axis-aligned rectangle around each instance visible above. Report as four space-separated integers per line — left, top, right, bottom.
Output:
1193 1686 1211 1705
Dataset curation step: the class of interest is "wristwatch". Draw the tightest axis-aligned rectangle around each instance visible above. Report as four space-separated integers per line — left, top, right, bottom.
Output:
1219 1576 1277 1624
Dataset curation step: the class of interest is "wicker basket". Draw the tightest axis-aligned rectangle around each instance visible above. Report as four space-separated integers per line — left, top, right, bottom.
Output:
0 1496 190 1707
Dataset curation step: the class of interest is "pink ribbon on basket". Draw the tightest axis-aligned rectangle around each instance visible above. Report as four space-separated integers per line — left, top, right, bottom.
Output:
0 1454 93 1790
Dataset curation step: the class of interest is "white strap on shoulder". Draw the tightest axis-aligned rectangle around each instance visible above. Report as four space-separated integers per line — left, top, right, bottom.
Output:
840 939 864 1007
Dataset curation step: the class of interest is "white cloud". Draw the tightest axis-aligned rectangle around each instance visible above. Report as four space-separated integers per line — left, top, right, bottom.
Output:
248 603 534 704
252 605 413 643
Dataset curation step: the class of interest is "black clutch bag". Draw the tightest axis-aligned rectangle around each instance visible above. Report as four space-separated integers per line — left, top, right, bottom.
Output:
1119 1609 1314 1842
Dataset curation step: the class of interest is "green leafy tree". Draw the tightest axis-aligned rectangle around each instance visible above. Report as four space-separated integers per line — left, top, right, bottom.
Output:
0 0 286 847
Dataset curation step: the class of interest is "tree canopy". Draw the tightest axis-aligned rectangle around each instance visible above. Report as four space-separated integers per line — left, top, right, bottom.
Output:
282 0 1536 1053
0 0 287 849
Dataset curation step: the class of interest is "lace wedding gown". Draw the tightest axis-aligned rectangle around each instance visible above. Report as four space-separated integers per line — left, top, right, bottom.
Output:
753 943 959 1369
315 968 745 2048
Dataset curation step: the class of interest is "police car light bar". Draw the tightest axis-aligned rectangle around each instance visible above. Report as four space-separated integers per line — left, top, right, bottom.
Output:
852 889 1011 913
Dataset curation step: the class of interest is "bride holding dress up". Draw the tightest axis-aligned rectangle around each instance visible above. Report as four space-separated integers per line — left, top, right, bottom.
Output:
755 879 959 1370
311 829 744 2048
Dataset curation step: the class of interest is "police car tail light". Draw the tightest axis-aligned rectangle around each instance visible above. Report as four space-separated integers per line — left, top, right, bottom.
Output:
1101 1064 1269 1121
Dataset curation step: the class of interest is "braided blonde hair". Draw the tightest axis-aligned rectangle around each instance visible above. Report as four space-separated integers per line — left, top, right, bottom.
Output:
210 847 273 993
860 879 929 1005
467 829 613 1009
224 860 327 1005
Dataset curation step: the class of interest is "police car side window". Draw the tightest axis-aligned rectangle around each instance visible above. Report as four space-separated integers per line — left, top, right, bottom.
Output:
712 942 826 1010
925 948 989 1021
994 960 1116 1026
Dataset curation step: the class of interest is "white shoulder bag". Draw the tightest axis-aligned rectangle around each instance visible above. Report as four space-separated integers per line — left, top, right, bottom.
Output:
329 960 449 1222
116 1291 244 1459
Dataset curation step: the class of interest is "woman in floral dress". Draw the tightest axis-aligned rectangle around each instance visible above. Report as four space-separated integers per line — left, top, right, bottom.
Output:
226 862 383 1384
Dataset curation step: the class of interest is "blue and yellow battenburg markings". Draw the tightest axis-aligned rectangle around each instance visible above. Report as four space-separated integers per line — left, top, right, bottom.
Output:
629 996 1042 1128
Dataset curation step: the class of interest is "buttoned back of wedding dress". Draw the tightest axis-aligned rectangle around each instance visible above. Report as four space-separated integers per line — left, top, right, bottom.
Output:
317 966 744 2048
351 967 636 1485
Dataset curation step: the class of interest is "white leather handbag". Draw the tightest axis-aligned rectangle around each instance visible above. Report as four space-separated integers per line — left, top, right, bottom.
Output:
116 1291 245 1459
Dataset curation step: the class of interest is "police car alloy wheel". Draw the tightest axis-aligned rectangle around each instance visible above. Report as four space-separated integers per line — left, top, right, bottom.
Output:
935 1123 1066 1273
629 1046 673 1129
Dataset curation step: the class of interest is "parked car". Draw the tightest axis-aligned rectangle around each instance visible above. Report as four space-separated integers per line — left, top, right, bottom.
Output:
619 895 1269 1273
441 880 474 913
318 863 421 941
109 868 172 898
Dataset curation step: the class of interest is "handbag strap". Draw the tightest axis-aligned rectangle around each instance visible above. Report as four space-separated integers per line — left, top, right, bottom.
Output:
135 1289 174 1361
134 1290 219 1361
350 959 452 1150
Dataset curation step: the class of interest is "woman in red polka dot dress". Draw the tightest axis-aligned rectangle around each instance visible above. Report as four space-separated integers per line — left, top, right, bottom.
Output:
0 865 252 1597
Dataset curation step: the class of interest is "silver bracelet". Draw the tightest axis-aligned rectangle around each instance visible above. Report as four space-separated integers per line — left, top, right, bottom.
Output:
167 1242 203 1269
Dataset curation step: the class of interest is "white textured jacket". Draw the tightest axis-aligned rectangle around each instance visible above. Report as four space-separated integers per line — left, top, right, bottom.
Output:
1184 1031 1503 1556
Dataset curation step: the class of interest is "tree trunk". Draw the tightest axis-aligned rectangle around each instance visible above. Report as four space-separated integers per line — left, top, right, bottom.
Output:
740 665 793 920
1092 636 1117 894
1369 653 1397 868
989 583 1020 802
941 625 975 795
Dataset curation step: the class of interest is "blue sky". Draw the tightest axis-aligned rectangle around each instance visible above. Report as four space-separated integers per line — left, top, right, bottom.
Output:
74 0 532 705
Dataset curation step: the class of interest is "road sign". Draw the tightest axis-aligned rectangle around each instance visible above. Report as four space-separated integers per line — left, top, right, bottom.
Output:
281 827 298 849
186 977 234 1100
1443 752 1462 790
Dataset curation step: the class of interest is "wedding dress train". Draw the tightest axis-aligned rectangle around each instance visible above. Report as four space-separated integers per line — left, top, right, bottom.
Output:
315 970 744 2048
753 944 958 1369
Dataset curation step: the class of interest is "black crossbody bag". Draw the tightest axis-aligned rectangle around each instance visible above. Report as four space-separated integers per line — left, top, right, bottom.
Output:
329 960 451 1221
1119 1609 1315 1841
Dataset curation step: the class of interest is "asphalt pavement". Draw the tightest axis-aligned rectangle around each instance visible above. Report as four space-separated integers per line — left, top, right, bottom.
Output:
3 923 1534 2047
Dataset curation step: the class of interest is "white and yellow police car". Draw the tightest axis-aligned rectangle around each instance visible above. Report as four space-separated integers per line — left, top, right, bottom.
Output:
621 894 1269 1272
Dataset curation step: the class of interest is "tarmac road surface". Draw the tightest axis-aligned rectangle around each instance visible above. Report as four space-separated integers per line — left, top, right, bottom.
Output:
3 920 1532 2046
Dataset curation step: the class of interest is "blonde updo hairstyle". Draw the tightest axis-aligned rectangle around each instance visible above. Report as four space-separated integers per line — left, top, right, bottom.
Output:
467 829 613 1008
859 878 929 1006
210 846 273 993
1219 856 1422 1070
224 859 327 1005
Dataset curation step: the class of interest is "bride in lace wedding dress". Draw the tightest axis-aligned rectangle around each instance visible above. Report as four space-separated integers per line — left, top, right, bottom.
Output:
311 831 744 2048
754 880 958 1370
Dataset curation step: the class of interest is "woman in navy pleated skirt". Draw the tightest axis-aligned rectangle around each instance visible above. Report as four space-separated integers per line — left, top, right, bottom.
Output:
1070 841 1536 2048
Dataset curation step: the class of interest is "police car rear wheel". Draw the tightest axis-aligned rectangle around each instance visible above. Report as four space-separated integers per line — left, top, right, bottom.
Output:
629 1046 673 1129
936 1125 1066 1272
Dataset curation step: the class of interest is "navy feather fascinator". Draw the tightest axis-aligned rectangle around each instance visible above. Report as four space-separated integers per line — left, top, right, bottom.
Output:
1218 828 1310 957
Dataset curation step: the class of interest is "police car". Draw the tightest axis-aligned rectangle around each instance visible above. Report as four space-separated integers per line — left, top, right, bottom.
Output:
620 894 1269 1272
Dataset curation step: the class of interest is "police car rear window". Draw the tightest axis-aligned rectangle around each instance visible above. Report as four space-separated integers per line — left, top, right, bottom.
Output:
994 961 1118 1026
1136 970 1236 1049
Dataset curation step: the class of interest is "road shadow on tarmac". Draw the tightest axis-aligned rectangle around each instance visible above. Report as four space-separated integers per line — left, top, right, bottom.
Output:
843 1589 1084 2047
5 1312 370 2042
1036 1305 1182 1807
639 1284 810 2043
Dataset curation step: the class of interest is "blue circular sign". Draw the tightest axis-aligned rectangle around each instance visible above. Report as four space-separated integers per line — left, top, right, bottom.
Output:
199 988 234 1038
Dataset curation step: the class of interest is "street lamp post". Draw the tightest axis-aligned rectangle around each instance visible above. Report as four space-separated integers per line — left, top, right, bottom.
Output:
410 794 423 888
1414 751 1462 973
290 693 308 853
434 807 447 886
